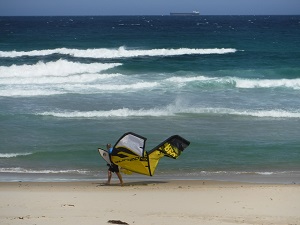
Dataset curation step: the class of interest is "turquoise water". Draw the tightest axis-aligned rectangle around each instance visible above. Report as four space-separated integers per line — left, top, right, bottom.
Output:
0 16 300 183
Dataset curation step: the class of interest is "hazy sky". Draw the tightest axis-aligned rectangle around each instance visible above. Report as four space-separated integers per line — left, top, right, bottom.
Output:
1 0 300 16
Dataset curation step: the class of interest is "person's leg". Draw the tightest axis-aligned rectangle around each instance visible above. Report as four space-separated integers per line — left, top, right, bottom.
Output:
116 172 124 186
106 170 112 184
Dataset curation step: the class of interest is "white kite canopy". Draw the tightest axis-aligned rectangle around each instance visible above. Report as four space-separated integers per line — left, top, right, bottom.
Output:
114 132 146 157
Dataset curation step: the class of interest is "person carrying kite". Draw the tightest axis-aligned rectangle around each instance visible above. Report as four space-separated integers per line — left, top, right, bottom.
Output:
106 143 124 186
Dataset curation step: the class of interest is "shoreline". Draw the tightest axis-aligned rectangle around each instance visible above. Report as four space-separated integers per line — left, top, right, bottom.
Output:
1 170 300 184
1 178 299 187
1 180 299 225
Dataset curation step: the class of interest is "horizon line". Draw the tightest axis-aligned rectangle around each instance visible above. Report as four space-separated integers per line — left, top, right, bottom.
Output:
1 14 299 17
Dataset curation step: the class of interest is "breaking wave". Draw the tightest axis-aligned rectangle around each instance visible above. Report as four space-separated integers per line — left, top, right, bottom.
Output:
0 59 121 78
0 47 237 59
1 58 299 98
0 153 33 158
37 105 300 119
1 74 300 97
167 76 300 90
0 81 158 97
234 77 300 89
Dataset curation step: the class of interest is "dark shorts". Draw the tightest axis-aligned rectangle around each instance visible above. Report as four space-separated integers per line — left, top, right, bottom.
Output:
108 164 119 173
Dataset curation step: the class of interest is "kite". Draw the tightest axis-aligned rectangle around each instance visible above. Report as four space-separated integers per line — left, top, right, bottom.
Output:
98 132 190 176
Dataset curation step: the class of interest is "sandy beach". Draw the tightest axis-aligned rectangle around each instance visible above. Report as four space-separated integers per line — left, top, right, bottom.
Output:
0 180 299 225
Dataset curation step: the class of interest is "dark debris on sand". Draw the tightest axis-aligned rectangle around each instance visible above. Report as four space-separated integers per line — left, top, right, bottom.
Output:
108 220 129 225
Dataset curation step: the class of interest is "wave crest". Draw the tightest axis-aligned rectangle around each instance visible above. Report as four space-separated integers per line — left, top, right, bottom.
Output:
234 77 300 89
37 106 300 119
0 153 32 158
167 76 300 90
0 59 121 78
0 47 237 59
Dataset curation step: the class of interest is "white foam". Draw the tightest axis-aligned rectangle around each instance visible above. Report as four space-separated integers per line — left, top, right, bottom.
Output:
0 60 123 96
62 81 159 92
0 153 32 158
2 62 300 98
37 104 300 119
0 59 121 78
197 171 286 176
256 172 274 175
166 76 213 83
0 73 121 85
183 107 300 118
0 167 89 174
0 47 237 59
0 80 158 97
232 109 300 118
0 89 64 97
38 107 171 118
166 75 300 90
235 77 300 90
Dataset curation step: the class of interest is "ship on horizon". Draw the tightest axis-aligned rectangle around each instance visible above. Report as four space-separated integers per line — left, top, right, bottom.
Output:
170 11 200 16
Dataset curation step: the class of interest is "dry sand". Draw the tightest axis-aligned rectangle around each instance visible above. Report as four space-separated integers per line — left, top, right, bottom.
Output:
0 180 299 225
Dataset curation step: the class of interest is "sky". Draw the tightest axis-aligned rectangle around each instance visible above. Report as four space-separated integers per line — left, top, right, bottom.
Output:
0 0 300 16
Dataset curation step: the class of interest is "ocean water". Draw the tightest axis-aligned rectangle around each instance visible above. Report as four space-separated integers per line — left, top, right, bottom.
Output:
1 16 300 183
